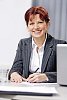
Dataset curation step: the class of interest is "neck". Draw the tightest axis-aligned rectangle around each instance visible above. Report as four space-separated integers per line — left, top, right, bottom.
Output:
33 34 46 48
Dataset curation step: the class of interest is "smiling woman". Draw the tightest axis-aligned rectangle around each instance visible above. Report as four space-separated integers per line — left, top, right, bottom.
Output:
25 6 50 47
28 14 48 39
8 6 67 83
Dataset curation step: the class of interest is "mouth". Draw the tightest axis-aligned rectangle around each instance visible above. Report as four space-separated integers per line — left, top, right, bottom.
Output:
33 30 42 34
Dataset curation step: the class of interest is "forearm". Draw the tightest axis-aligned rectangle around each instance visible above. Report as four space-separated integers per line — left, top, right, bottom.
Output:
45 72 57 83
8 63 23 80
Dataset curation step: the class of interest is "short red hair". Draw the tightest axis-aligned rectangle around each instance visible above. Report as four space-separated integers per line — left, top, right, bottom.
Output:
25 6 50 26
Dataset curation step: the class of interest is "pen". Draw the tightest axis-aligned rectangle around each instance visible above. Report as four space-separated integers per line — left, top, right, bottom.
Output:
34 68 39 73
26 68 39 82
23 69 24 77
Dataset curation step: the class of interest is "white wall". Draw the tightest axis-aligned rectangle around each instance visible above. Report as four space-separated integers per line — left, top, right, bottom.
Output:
0 0 31 68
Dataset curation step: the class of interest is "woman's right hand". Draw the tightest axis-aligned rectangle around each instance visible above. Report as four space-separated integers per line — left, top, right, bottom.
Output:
10 72 26 83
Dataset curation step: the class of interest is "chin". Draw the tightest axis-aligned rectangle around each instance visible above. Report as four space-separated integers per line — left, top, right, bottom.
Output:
33 34 44 38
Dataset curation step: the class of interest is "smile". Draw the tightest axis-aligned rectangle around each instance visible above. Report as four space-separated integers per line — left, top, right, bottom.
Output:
33 30 42 34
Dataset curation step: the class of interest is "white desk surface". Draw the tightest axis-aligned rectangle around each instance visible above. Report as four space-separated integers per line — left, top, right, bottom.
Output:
0 82 67 100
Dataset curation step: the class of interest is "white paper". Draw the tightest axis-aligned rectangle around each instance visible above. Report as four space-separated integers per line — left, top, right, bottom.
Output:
0 82 58 94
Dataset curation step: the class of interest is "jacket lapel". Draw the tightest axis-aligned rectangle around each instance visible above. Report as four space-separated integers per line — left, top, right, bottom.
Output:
41 34 54 73
23 35 54 76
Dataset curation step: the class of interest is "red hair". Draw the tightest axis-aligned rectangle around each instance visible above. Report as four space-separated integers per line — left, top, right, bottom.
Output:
25 6 50 26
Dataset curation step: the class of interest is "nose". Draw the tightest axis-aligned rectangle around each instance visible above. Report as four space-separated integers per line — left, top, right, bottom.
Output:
34 23 39 29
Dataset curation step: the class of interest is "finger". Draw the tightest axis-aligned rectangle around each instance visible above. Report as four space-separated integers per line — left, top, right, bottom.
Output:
11 77 22 83
10 78 15 82
27 73 39 81
22 77 27 82
27 74 34 82
32 78 39 83
28 75 38 83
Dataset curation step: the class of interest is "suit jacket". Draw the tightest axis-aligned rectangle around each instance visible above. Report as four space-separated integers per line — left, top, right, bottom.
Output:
8 34 67 82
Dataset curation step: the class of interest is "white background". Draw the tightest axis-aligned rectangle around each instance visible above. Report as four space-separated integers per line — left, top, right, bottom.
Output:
0 0 31 68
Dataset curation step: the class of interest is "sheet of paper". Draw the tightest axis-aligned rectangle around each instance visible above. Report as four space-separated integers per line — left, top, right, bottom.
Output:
0 82 58 94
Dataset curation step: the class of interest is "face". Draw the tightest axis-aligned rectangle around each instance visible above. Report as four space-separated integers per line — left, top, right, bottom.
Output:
27 14 48 38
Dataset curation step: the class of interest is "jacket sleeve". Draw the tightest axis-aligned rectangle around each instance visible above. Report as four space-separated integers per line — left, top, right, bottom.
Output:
45 40 67 83
8 40 23 80
45 72 57 83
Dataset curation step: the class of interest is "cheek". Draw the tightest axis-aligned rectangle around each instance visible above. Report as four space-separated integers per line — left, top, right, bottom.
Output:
42 25 48 30
28 25 33 31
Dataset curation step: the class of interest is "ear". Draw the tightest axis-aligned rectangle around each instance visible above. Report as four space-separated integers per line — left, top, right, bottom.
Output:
48 17 50 26
46 21 50 29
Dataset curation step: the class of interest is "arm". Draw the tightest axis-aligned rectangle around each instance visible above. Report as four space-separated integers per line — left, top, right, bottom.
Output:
45 39 67 83
8 40 23 80
45 72 57 83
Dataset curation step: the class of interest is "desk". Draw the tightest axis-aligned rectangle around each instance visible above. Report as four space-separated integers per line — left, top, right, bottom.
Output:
0 82 67 100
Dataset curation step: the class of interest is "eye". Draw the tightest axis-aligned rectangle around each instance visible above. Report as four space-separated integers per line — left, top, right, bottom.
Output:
29 22 34 25
38 21 44 24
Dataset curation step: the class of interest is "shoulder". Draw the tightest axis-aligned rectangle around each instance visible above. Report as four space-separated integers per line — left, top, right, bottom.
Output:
18 37 32 45
53 37 67 45
47 34 67 45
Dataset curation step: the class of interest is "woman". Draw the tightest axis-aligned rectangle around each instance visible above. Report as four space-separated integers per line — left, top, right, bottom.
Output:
8 6 67 83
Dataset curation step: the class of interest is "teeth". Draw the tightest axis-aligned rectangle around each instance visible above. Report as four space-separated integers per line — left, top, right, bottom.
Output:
35 32 39 34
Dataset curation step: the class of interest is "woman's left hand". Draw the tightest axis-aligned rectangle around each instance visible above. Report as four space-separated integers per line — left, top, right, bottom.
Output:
27 73 48 83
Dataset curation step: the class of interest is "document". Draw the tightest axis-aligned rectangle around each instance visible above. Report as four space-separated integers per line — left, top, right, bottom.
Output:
0 82 58 96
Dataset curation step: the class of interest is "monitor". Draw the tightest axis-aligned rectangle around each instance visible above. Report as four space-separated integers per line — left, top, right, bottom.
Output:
57 44 67 86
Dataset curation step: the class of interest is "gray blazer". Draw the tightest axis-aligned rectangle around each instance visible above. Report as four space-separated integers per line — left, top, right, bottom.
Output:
8 34 67 82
